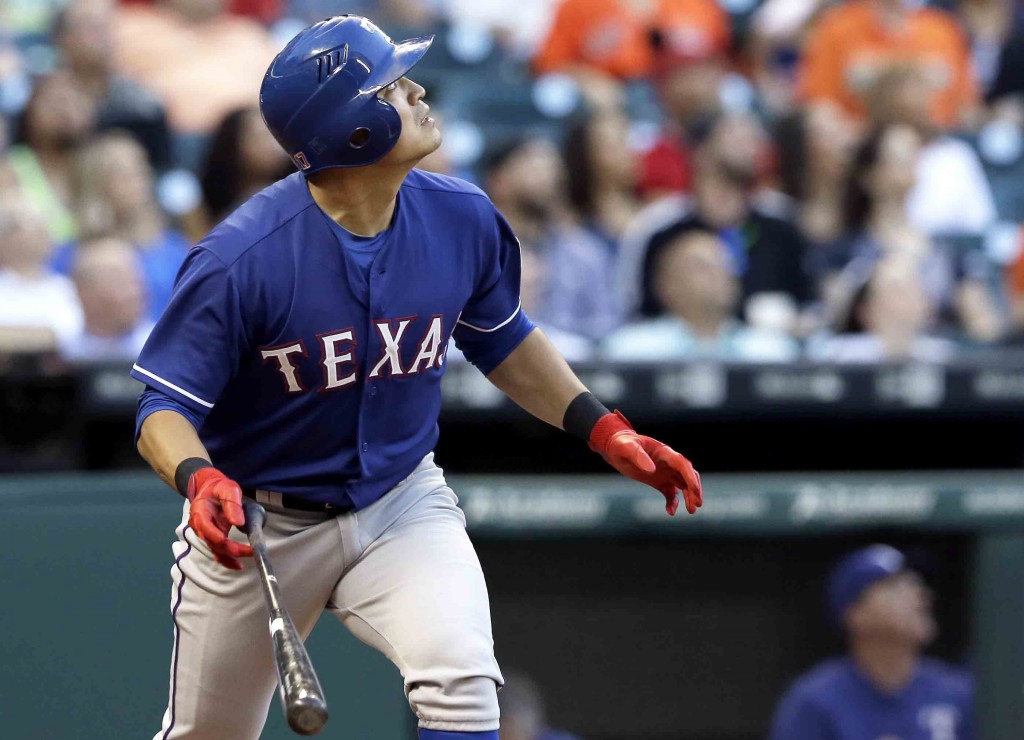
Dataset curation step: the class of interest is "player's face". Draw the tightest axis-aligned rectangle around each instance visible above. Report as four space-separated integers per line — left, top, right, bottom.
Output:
850 571 938 647
377 76 442 166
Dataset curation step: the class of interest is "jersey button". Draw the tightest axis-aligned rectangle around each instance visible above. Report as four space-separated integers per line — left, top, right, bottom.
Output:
370 386 377 397
362 442 369 452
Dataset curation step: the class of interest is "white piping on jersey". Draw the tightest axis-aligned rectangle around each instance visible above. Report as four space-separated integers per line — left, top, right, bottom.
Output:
456 302 522 333
133 364 215 409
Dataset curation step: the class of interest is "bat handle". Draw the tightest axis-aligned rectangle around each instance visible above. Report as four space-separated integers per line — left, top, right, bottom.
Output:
242 500 267 537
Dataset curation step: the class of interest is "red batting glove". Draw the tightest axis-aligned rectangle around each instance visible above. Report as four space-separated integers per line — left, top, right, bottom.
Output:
187 468 255 570
589 411 703 516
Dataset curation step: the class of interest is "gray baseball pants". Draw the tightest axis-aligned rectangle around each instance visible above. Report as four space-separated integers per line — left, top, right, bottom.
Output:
152 453 503 739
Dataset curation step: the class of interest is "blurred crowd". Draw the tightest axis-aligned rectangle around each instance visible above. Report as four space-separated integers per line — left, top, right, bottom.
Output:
4 0 1024 367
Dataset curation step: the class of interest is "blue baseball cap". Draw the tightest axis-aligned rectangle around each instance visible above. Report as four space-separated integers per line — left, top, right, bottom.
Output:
826 544 906 626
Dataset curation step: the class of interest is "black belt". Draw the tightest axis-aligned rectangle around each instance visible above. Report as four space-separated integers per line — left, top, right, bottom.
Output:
242 488 345 514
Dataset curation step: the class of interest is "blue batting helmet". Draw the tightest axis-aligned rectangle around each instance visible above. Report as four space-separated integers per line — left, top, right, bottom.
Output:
259 16 433 174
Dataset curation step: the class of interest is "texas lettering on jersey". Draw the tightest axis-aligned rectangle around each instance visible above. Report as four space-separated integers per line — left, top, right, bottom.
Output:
260 315 447 393
131 169 535 508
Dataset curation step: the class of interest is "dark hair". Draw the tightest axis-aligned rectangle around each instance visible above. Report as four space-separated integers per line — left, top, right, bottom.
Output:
841 127 890 234
481 136 532 181
688 110 727 150
200 109 252 222
200 107 292 224
639 221 711 317
773 112 808 201
562 115 598 218
840 275 872 334
50 6 71 39
14 76 51 146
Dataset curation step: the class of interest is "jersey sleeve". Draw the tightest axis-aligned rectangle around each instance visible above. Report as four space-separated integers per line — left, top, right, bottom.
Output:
130 247 249 423
451 208 536 375
135 386 204 440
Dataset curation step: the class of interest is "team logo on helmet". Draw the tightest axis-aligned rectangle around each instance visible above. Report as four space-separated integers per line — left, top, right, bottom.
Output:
316 48 346 83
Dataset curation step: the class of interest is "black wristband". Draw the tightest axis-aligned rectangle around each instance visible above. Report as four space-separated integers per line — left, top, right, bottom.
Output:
562 391 611 442
174 457 214 498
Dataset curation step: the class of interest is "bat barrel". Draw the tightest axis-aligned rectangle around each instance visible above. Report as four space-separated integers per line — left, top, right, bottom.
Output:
286 692 329 735
271 610 329 734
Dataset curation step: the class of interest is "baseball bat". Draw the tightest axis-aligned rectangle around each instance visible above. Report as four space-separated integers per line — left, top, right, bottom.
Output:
242 501 329 736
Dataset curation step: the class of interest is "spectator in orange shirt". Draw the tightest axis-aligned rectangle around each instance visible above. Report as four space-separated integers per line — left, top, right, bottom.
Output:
533 0 730 107
800 0 980 129
748 0 829 118
112 0 279 134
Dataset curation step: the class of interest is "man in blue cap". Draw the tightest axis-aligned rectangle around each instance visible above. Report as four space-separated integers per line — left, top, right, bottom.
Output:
768 544 973 739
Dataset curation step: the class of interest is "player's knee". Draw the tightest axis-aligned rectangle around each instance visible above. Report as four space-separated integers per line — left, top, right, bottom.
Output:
408 674 500 730
403 631 501 728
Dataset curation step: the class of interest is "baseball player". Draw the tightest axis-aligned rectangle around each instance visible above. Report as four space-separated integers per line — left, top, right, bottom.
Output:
768 545 973 740
133 15 702 740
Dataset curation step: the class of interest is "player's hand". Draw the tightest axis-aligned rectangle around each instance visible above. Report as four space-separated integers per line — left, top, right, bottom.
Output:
589 411 702 516
187 467 255 569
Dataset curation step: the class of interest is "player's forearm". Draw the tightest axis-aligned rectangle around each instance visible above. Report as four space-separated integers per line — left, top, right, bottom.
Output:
485 328 587 428
137 410 212 492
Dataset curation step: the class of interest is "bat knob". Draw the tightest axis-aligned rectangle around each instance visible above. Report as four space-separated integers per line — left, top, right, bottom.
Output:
288 696 329 736
242 501 267 534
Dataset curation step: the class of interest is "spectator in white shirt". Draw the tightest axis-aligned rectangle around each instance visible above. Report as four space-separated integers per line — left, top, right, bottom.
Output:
604 230 799 362
866 63 997 237
808 255 959 363
58 237 153 363
816 124 1003 343
438 0 556 60
0 197 83 351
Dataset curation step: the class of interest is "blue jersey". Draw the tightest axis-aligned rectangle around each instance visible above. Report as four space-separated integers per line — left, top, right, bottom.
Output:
768 657 973 740
132 169 534 510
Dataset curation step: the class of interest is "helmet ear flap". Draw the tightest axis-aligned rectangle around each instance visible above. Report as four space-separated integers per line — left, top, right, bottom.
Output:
297 94 402 169
337 97 402 161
